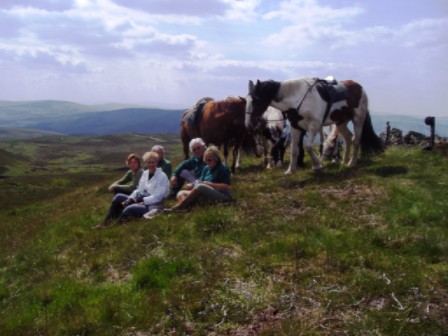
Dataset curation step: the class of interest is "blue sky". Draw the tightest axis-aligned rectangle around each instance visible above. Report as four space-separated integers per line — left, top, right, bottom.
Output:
0 0 447 116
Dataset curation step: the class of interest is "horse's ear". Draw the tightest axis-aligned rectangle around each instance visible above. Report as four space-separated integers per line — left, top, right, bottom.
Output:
248 80 255 94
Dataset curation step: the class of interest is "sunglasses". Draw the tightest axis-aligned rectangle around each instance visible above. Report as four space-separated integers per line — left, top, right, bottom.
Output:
206 158 214 162
192 146 203 152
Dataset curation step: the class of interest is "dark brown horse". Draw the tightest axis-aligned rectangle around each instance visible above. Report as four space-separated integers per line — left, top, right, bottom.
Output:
180 96 256 173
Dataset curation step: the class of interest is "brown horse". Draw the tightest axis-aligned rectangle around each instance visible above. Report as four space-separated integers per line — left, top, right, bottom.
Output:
180 96 256 173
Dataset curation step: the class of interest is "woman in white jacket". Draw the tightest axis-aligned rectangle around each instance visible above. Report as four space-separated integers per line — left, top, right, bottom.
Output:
93 151 169 229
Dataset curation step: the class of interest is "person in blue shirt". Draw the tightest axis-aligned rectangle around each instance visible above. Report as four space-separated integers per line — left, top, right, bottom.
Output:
169 138 207 197
167 145 232 211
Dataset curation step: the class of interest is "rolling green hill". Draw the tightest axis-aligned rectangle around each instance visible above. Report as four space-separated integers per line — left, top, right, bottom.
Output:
2 100 446 138
32 107 184 135
0 100 148 128
0 127 62 141
0 134 446 335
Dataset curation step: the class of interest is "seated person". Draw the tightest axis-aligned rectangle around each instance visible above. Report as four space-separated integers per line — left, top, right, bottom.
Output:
108 153 143 195
167 145 232 211
93 151 169 229
170 138 207 197
151 145 172 178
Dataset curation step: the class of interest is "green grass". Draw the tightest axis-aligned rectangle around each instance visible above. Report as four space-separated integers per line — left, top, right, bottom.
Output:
0 137 447 335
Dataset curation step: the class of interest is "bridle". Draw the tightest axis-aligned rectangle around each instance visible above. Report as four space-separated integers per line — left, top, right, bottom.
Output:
296 79 318 114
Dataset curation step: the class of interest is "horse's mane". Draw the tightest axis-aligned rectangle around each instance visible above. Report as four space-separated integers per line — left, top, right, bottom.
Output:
277 77 314 100
210 96 245 111
255 80 281 102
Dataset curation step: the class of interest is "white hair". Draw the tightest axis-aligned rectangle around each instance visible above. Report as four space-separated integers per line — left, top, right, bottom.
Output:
151 145 164 153
189 138 206 152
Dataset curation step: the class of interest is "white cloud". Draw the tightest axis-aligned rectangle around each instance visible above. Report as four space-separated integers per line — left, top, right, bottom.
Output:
0 0 447 117
111 0 227 16
221 0 261 21
262 0 364 47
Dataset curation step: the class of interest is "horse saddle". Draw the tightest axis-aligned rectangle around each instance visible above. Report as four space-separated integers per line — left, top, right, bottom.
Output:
316 77 350 104
315 77 350 124
184 97 214 132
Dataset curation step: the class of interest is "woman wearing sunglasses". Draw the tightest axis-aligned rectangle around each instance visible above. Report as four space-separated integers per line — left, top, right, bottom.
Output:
167 145 232 212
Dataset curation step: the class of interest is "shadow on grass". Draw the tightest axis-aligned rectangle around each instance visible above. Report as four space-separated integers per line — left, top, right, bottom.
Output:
367 165 408 177
235 163 267 174
281 165 359 189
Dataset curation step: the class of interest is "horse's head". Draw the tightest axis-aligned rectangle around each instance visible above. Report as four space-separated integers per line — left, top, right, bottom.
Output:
245 80 271 130
322 137 342 162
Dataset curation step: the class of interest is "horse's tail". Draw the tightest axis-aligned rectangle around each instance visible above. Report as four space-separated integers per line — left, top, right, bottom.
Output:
360 92 384 155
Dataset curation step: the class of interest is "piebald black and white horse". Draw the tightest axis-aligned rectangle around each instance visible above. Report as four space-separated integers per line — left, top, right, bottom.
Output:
258 107 330 168
321 125 348 162
245 77 383 173
258 107 287 168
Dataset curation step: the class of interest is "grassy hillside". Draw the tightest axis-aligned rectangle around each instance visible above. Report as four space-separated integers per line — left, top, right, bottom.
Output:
0 136 447 335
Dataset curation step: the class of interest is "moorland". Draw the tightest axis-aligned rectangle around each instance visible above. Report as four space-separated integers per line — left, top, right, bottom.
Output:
0 133 447 335
1 100 444 138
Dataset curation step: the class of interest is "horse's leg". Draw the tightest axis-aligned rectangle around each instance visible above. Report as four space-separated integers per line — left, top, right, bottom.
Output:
224 143 230 167
180 123 190 160
235 148 241 169
297 131 305 168
231 144 239 173
336 123 353 164
263 136 272 169
304 125 322 171
322 125 338 161
271 136 284 168
285 128 302 174
349 118 364 166
318 127 324 155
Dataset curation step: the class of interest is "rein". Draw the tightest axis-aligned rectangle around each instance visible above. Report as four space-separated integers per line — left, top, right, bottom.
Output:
296 80 318 114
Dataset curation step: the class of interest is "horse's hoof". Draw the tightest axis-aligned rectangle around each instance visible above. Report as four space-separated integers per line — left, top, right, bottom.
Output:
312 165 323 172
284 169 293 175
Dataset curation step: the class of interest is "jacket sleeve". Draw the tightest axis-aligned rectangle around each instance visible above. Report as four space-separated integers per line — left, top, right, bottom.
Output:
143 173 170 205
129 171 146 200
174 158 192 176
114 170 132 185
165 162 172 179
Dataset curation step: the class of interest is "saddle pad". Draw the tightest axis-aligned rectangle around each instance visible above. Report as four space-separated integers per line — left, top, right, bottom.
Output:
186 97 214 127
316 81 350 103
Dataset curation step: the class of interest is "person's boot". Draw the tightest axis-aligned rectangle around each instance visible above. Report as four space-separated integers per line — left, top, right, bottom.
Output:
91 217 113 230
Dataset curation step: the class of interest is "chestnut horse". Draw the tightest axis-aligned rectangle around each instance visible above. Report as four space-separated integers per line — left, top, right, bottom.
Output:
180 96 256 173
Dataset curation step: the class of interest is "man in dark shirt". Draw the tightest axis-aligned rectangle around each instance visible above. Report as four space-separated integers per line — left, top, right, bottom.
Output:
169 138 206 197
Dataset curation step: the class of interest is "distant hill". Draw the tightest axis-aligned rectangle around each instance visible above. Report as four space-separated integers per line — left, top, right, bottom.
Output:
31 108 185 135
0 127 62 141
0 100 146 128
1 100 445 138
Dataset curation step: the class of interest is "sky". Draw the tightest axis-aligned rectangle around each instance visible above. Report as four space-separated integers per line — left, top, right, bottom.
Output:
0 0 447 117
